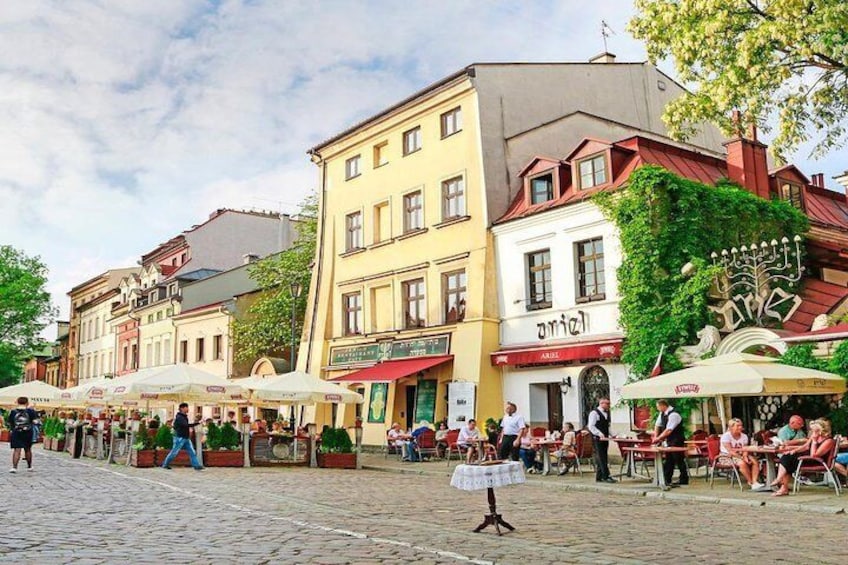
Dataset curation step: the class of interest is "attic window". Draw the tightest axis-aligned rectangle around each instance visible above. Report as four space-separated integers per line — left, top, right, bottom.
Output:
578 154 607 189
530 173 554 204
780 183 804 210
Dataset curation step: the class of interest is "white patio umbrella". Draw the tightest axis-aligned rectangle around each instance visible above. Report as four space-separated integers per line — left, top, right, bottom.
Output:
58 376 114 405
620 352 847 423
111 364 246 403
0 380 62 406
247 371 364 405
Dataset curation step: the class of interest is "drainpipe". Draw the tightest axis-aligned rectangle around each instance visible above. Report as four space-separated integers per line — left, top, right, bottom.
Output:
304 151 327 374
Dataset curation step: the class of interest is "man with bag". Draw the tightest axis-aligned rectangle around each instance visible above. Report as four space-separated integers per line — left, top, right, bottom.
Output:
7 397 40 473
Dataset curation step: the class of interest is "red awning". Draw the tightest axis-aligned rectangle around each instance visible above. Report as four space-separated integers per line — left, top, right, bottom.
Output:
491 340 622 367
330 355 453 382
782 323 848 343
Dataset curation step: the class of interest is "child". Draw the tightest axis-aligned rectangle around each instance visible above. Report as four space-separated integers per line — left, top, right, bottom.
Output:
556 422 577 476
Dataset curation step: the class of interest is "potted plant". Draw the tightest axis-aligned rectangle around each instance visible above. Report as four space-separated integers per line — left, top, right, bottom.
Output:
43 418 66 451
203 422 243 467
317 426 356 469
130 421 156 468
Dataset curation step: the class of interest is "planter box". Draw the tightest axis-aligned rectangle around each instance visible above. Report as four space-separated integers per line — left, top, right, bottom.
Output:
0 430 8 442
317 452 357 469
54 438 66 452
160 448 244 467
130 449 156 468
42 437 53 450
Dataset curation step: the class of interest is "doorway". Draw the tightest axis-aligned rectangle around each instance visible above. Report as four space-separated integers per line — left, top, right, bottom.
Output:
546 383 563 431
405 385 416 430
580 365 610 427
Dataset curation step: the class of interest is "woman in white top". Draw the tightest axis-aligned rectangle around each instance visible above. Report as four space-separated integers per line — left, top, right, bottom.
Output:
720 418 761 490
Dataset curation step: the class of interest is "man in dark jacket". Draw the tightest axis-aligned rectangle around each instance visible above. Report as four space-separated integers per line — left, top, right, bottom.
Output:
161 403 204 470
7 397 40 473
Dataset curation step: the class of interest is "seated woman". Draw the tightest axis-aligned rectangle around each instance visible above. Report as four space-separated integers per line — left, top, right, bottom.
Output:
555 422 577 476
434 422 449 459
518 434 540 473
720 418 761 490
771 419 835 497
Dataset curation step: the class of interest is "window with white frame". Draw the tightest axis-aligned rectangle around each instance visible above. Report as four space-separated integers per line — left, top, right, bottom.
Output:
576 237 605 301
342 292 363 336
526 249 552 310
443 270 467 323
440 107 462 138
578 154 608 189
530 173 554 204
441 176 465 219
403 126 422 155
345 211 363 251
402 278 426 328
403 190 423 232
345 154 361 180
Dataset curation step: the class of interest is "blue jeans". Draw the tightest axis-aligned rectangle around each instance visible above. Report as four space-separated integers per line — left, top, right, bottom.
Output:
403 441 419 461
519 447 538 470
162 436 201 468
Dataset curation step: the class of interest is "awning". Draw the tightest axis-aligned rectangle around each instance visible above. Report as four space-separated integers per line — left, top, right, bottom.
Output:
491 340 621 367
330 355 453 383
782 322 848 344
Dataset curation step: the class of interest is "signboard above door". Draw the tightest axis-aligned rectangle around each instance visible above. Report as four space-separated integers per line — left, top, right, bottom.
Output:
330 334 450 366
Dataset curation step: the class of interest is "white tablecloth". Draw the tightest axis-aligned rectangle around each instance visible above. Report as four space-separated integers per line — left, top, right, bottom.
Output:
450 462 526 491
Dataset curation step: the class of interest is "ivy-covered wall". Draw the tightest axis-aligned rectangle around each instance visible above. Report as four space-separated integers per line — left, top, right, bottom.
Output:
595 166 809 382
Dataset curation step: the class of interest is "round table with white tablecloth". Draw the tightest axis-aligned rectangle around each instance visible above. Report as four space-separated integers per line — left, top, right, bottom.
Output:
450 462 525 535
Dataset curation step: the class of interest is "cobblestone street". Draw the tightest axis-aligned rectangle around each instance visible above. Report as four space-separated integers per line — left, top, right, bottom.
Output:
1 445 846 564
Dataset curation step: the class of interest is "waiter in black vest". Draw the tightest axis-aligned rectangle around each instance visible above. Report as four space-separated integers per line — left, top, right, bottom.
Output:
587 398 615 483
652 399 689 486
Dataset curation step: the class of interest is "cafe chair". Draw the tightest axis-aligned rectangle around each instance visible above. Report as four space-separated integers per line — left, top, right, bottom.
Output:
619 437 654 479
707 435 743 491
793 435 842 496
413 429 439 461
385 433 403 460
573 431 594 475
444 429 466 466
556 437 581 476
531 427 547 438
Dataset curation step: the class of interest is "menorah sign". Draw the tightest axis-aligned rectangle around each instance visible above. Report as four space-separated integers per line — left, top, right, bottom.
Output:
708 235 804 331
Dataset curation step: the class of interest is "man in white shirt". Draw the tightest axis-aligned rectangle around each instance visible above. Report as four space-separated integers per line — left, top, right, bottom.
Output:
652 399 689 486
387 422 409 457
458 419 481 463
587 398 615 483
497 402 526 462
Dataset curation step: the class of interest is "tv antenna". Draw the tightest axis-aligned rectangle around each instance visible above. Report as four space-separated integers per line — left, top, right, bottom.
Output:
601 20 615 52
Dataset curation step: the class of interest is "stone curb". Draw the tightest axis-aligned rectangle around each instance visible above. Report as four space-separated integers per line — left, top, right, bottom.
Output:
363 463 847 516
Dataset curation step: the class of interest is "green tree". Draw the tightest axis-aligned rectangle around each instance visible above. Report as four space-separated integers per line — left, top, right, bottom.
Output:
0 246 56 387
232 195 317 364
629 0 848 159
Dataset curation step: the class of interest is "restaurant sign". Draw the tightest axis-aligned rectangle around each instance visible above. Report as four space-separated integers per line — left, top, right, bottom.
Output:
674 384 701 395
491 340 621 367
330 334 450 366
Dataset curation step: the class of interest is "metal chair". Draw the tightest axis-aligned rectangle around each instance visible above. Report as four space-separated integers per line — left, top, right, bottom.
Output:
385 433 403 460
707 435 743 491
793 435 842 496
413 429 439 461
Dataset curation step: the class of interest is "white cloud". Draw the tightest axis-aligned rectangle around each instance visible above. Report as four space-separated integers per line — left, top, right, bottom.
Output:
0 0 838 331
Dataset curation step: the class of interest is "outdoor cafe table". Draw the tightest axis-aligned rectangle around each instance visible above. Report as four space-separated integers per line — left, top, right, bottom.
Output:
607 437 652 478
450 462 524 535
530 438 561 475
622 446 689 490
462 437 489 463
742 445 787 490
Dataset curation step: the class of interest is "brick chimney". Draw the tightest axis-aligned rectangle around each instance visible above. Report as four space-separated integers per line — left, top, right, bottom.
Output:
723 111 770 200
811 173 825 188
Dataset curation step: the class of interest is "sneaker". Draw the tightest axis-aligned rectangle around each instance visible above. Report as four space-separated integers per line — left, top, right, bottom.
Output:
161 465 172 470
8 468 16 474
526 468 536 474
26 467 34 472
798 476 813 486
193 467 205 471
751 481 764 490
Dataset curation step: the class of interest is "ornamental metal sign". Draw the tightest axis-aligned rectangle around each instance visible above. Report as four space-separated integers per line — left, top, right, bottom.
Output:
330 334 450 366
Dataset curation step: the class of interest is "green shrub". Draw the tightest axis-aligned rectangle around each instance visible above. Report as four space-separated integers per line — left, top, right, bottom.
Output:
206 422 222 450
133 421 154 450
154 424 173 450
218 422 240 450
320 426 353 453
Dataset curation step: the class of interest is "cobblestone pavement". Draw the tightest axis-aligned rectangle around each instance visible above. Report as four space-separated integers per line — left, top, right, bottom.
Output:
1 445 846 564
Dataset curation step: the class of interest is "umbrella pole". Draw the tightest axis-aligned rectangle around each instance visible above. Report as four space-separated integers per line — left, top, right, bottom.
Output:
715 395 727 429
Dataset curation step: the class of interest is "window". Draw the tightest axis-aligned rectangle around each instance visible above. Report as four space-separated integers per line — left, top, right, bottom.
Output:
345 154 361 180
147 314 154 324
342 292 362 336
131 344 138 369
402 126 422 155
354 387 366 419
373 141 388 168
154 342 161 366
345 211 363 251
213 335 223 360
442 176 466 219
93 355 99 377
156 311 163 321
163 338 171 364
166 307 173 317
403 190 423 232
530 173 554 204
576 237 606 301
196 338 205 362
373 201 390 244
781 183 803 209
402 278 426 328
179 340 188 363
443 270 467 323
145 343 153 368
440 107 462 138
122 345 128 370
95 318 100 338
578 154 607 189
169 284 178 297
526 250 552 310
171 258 177 266
180 252 187 264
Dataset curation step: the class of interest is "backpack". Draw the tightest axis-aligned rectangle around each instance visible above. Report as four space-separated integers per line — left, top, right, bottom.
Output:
13 409 32 433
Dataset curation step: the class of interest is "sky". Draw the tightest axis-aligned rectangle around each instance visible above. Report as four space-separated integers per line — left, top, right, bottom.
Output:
0 0 844 332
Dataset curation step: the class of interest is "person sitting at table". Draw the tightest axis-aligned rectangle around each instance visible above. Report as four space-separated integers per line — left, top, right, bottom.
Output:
403 421 432 462
458 419 481 464
387 422 408 455
720 418 762 490
777 415 807 446
518 434 541 473
555 422 577 476
435 422 449 458
771 419 835 496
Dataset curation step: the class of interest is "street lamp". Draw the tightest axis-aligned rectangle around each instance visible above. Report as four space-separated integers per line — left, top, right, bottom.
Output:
289 281 303 434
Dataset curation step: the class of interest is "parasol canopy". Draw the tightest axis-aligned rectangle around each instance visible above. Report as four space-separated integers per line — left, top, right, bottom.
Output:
0 380 62 406
246 371 364 405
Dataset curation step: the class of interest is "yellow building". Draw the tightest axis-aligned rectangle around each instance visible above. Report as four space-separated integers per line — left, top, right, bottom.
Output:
301 60 726 445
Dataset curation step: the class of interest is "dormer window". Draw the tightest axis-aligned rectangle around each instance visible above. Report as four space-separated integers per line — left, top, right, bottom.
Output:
578 154 607 189
780 182 803 209
530 173 554 204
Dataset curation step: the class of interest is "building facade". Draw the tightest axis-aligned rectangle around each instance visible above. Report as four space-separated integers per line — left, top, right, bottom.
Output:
301 58 726 445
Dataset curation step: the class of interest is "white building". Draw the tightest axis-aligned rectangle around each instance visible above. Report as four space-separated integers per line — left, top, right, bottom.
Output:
78 288 121 382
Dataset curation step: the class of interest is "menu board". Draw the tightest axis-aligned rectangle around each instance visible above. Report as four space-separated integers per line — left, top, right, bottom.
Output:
413 380 437 424
447 382 476 430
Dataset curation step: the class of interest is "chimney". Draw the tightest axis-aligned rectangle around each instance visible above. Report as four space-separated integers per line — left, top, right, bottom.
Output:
589 52 616 64
811 173 825 188
243 253 259 265
723 111 770 200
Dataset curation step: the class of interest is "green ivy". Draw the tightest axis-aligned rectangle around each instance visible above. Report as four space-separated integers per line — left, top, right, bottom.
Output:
595 166 809 424
781 342 848 436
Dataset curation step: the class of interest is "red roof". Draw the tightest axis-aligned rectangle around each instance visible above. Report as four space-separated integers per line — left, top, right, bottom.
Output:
804 185 848 230
783 279 848 333
496 136 727 224
330 355 453 382
783 323 848 343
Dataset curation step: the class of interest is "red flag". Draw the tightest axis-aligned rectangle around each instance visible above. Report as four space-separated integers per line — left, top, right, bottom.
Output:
650 344 665 378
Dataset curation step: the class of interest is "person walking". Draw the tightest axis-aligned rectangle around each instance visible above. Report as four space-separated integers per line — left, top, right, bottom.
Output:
497 402 526 462
587 398 616 483
161 403 204 470
652 399 688 486
7 397 40 473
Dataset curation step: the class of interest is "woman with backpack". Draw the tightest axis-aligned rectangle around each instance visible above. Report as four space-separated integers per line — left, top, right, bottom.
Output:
7 396 40 473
